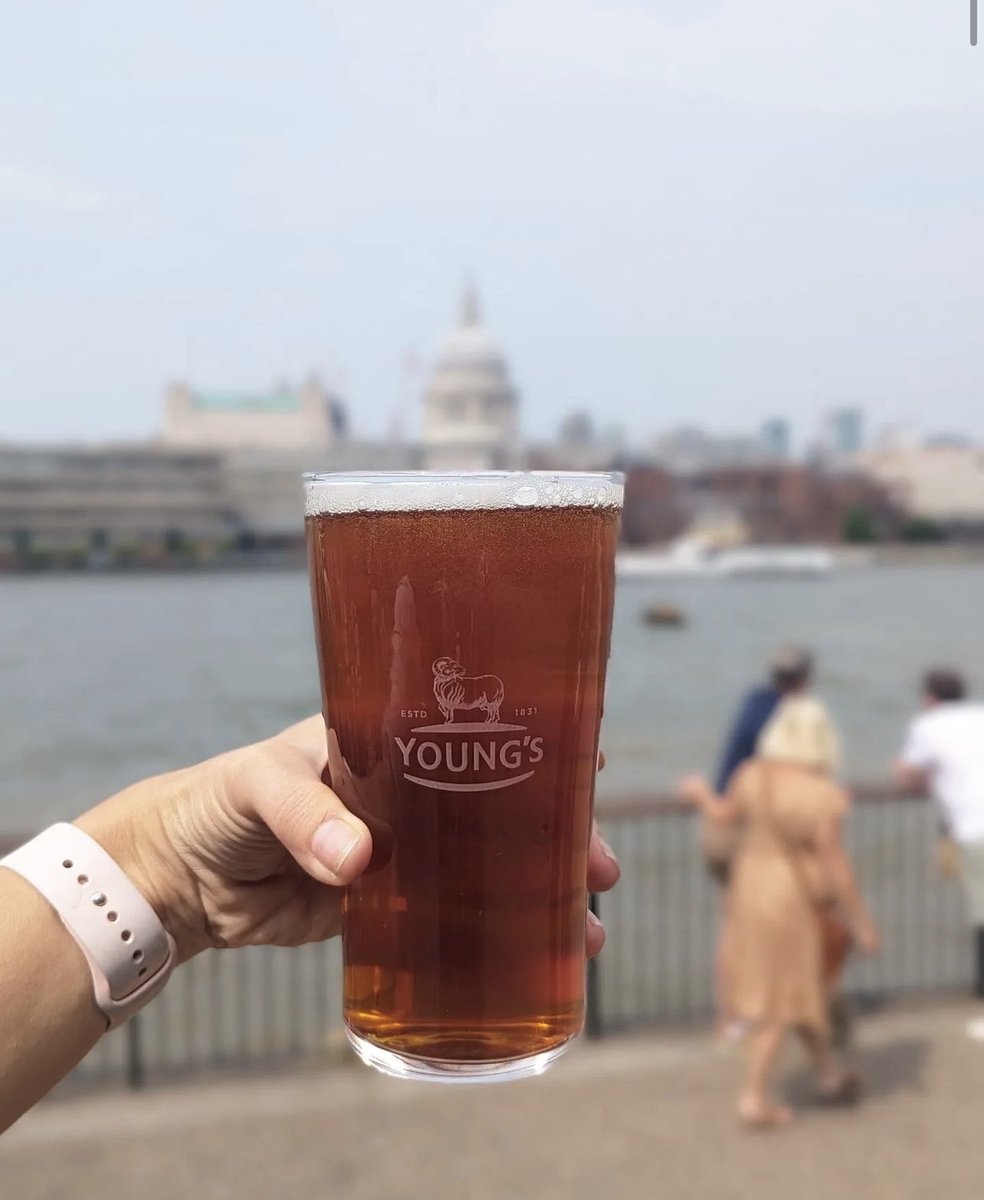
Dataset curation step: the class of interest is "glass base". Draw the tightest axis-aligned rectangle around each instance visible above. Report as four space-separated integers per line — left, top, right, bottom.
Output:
346 1027 572 1084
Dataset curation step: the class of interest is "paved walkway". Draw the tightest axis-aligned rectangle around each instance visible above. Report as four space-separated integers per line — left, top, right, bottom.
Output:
3 1002 984 1200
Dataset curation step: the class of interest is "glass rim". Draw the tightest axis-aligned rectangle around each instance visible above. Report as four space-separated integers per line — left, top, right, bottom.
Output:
302 470 624 486
303 470 624 516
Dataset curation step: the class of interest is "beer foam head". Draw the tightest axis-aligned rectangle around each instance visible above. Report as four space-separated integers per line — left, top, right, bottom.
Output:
303 472 624 516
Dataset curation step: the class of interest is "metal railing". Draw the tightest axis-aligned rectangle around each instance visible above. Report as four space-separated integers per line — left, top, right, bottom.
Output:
594 788 970 1032
7 786 971 1090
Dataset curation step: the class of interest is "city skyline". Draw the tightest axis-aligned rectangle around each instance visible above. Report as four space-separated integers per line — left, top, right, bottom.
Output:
1 2 982 446
0 275 972 456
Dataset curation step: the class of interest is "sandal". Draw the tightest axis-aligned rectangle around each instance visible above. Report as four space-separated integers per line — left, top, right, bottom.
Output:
737 1100 794 1131
817 1070 862 1107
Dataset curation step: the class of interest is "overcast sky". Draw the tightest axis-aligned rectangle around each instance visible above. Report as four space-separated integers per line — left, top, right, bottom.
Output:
1 0 981 447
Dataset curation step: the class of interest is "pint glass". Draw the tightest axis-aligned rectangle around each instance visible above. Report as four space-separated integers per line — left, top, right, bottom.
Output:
304 471 622 1082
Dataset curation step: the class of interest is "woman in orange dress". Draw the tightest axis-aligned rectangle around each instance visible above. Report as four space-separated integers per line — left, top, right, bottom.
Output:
681 696 880 1129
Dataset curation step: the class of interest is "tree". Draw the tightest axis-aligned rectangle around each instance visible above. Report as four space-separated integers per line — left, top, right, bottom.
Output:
901 516 947 543
163 528 190 556
841 505 877 544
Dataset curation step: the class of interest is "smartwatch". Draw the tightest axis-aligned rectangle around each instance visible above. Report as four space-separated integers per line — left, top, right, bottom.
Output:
1 823 177 1028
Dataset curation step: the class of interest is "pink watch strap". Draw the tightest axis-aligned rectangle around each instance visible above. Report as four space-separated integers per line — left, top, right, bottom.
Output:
1 823 177 1028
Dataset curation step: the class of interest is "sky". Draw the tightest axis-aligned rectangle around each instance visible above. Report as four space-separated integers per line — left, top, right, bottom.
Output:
0 0 982 447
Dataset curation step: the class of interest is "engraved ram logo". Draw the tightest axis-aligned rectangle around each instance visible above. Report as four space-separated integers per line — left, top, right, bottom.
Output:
431 657 505 726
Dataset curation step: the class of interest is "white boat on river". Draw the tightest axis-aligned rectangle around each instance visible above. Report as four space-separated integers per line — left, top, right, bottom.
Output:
616 537 835 579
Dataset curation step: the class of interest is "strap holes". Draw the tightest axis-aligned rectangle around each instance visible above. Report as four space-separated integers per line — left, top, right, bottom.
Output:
132 949 144 963
107 911 118 922
62 860 73 869
121 930 133 942
77 874 89 885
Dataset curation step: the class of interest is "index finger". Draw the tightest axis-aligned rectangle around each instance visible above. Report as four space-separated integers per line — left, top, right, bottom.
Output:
587 820 620 892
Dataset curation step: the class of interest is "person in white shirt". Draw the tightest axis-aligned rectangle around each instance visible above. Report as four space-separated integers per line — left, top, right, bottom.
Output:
895 667 984 1025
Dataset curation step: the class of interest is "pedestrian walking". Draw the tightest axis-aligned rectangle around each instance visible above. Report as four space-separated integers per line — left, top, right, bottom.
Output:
682 697 879 1129
895 667 984 1035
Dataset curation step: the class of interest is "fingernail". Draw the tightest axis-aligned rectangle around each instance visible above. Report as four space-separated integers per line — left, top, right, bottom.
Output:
598 835 618 865
311 818 362 876
587 910 603 931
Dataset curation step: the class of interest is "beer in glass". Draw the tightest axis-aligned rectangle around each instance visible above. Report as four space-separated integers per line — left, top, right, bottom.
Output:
304 471 622 1081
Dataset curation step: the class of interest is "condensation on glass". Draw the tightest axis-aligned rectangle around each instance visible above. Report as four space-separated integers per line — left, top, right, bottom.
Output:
304 471 623 1082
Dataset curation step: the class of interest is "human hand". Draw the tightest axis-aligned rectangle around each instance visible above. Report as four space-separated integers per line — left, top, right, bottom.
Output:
853 916 881 957
587 745 620 956
76 716 372 962
77 716 620 964
677 773 713 808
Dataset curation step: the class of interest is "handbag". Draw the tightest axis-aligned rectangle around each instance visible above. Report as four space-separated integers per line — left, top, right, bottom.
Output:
818 909 854 985
761 765 853 987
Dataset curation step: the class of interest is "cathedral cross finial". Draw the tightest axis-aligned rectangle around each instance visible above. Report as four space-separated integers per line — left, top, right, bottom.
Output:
461 280 480 327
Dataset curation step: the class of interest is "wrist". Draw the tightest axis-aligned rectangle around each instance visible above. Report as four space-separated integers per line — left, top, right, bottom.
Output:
75 770 210 964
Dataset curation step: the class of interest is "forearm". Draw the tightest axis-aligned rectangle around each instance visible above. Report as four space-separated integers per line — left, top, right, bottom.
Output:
75 772 208 965
0 870 105 1133
892 760 928 794
827 850 873 935
0 716 616 1130
0 776 204 1133
696 786 736 824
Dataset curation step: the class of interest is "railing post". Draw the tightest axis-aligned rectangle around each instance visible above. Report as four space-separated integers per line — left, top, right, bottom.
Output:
586 892 603 1039
125 1013 145 1089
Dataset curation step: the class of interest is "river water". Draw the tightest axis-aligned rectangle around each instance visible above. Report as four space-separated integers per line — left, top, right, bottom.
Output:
2 564 982 831
4 564 979 1078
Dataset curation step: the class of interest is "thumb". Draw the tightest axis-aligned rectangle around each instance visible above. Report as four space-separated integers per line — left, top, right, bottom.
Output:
254 768 373 887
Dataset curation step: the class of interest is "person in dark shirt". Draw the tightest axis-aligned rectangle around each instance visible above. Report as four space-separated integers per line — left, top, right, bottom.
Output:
715 646 815 794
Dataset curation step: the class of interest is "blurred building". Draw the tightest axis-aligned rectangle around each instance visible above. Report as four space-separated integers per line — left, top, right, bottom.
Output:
558 411 594 447
925 432 975 450
871 424 921 453
616 462 901 546
0 444 238 561
679 463 899 543
856 444 984 534
0 286 527 563
0 287 521 564
652 426 780 474
0 288 928 566
421 286 519 470
619 465 682 545
222 440 417 543
163 376 345 450
821 406 865 458
527 411 625 473
760 417 791 459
